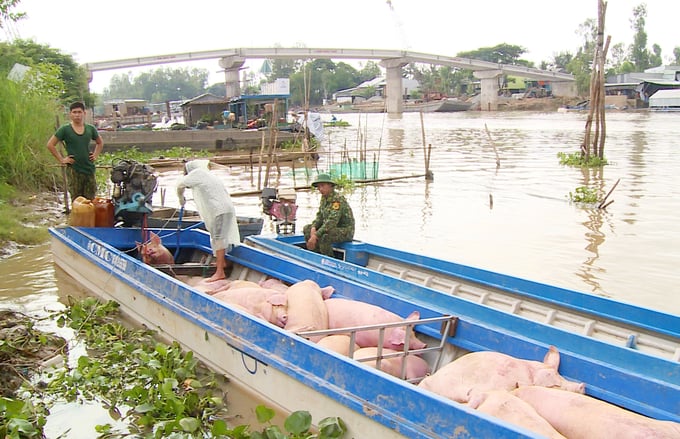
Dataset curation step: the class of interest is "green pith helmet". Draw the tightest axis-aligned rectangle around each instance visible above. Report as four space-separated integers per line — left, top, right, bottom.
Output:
311 173 336 187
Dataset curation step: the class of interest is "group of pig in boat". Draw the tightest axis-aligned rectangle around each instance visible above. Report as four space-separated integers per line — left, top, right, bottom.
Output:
178 273 680 439
134 233 680 437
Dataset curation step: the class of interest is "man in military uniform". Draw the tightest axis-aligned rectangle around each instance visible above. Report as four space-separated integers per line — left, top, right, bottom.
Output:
303 173 355 257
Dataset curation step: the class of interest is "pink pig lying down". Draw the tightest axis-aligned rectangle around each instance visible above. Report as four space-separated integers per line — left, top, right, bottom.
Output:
259 278 289 293
259 277 336 299
316 335 360 357
284 280 329 342
469 390 566 439
189 278 231 294
324 298 427 350
135 231 174 265
352 347 430 381
513 386 680 439
212 287 288 328
202 279 263 295
417 346 585 404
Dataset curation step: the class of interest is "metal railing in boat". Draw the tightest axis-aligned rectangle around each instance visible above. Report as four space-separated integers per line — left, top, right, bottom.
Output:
298 315 458 384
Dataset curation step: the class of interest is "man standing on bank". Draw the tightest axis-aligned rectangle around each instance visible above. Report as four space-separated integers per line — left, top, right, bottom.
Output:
47 102 104 201
303 173 355 257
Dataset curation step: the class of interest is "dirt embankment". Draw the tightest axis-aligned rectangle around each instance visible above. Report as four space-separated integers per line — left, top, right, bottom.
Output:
496 97 580 111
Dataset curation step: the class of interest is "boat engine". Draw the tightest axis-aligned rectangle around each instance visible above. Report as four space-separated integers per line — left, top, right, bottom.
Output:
261 187 297 235
110 159 158 226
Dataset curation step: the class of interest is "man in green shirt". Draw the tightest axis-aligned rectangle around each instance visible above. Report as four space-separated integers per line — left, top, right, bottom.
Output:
303 173 355 257
47 102 104 201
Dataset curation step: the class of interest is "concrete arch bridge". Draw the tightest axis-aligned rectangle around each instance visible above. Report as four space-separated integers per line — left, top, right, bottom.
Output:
85 47 576 113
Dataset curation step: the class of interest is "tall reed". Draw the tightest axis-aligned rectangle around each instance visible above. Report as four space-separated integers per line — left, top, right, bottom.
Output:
0 75 61 190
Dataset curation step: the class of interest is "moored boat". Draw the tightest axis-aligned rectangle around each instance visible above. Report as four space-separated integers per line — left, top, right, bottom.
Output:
404 98 473 113
49 226 680 437
246 234 680 362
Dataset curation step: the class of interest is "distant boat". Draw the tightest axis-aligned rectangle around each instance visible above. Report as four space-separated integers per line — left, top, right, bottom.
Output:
404 98 473 113
351 97 473 113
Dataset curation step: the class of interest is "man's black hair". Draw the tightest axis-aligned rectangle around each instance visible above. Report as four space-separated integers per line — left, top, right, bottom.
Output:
69 102 86 111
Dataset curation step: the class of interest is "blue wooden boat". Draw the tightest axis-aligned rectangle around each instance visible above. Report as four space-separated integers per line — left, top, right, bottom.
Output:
49 226 680 438
247 234 680 362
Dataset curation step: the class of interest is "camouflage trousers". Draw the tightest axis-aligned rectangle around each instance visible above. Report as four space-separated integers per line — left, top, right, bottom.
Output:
67 167 97 201
303 224 354 257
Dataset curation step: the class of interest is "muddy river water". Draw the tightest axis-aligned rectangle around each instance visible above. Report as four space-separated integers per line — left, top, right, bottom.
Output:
2 110 679 435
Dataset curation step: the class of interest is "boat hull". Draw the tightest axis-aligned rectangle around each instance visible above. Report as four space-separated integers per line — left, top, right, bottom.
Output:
245 234 680 422
404 98 473 112
50 226 549 438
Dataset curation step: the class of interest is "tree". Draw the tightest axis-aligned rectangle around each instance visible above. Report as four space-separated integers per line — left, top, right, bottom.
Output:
0 0 25 32
102 66 209 102
556 18 599 96
674 47 680 65
356 61 381 83
649 43 662 67
457 43 529 65
630 3 651 71
0 39 94 106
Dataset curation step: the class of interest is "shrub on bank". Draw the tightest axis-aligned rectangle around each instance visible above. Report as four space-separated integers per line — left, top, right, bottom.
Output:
0 73 62 190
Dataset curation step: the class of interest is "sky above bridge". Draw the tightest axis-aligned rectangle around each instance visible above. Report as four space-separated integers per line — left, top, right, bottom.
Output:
9 0 678 92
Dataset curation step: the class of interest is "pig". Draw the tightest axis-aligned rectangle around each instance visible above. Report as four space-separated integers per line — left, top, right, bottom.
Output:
224 280 262 290
205 279 262 295
512 386 680 439
260 278 335 299
136 231 174 265
324 298 427 350
316 335 360 356
352 347 430 381
212 287 287 328
417 346 585 404
285 280 329 342
468 390 566 439
259 278 289 293
189 277 231 294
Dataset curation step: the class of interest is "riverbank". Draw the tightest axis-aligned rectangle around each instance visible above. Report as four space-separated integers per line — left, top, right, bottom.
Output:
0 191 66 259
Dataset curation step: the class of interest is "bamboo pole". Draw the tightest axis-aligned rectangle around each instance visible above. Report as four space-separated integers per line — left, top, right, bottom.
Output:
597 178 619 209
598 35 611 158
584 0 609 159
484 123 501 168
55 115 70 213
257 130 266 190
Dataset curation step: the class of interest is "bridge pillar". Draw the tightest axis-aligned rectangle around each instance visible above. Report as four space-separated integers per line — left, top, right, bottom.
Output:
380 58 409 115
219 56 246 100
473 70 502 111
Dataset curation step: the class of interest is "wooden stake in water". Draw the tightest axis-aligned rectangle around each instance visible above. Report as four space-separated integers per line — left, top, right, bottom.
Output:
420 112 434 181
484 123 501 168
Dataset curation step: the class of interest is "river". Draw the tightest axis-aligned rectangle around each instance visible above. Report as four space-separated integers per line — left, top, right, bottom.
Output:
2 110 679 435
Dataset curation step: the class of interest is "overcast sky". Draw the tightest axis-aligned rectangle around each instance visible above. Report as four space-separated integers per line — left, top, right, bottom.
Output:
9 0 678 92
